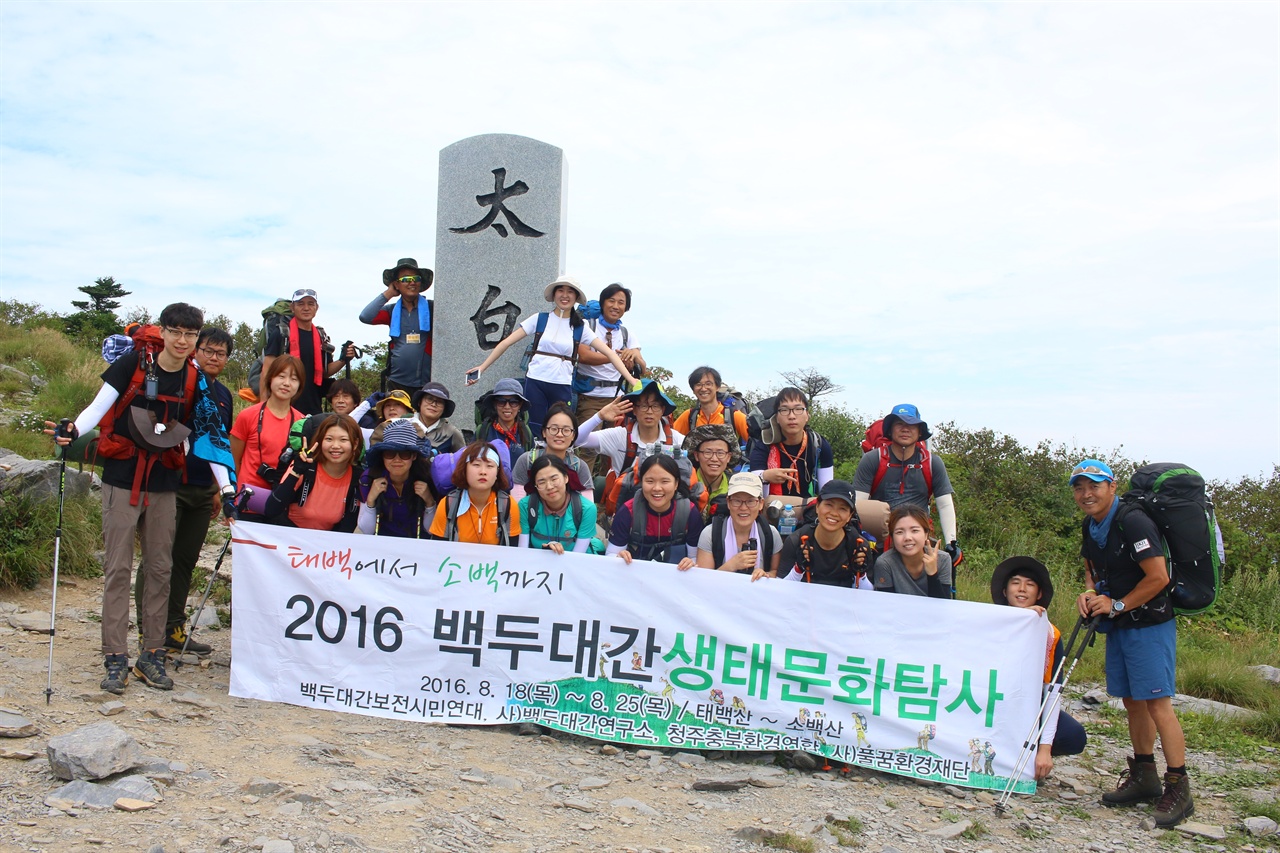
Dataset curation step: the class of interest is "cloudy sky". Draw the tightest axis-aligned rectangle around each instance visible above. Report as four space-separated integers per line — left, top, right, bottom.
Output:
2 1 1276 482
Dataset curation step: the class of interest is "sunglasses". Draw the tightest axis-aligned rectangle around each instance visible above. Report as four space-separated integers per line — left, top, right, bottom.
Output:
495 398 523 407
292 289 318 300
384 449 417 461
397 275 423 284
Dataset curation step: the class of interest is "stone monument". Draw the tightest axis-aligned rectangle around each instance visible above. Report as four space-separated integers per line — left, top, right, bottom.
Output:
433 134 567 426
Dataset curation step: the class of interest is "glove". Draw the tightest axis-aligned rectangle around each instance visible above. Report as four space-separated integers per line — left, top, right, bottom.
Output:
944 540 963 569
222 486 247 520
366 391 387 407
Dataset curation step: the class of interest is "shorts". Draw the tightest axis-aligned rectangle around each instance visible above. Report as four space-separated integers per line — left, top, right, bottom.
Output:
1105 619 1176 700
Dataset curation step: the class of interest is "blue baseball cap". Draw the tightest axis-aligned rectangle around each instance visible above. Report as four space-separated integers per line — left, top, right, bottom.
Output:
1069 459 1115 484
883 403 931 441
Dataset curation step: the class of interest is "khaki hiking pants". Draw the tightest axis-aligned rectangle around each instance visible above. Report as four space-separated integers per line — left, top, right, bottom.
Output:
101 483 176 656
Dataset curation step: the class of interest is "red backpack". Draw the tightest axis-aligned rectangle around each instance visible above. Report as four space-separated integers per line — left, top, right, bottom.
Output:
863 417 933 498
96 324 199 505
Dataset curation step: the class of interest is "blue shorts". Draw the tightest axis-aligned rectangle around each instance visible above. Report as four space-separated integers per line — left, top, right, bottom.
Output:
1105 619 1176 700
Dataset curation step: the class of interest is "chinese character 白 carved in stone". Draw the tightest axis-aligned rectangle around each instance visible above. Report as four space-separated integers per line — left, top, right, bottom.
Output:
450 168 546 238
469 285 521 350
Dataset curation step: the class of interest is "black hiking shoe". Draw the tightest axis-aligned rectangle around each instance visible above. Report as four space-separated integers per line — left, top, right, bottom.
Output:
101 654 129 694
133 650 174 690
1101 756 1162 806
165 624 212 656
1153 772 1194 827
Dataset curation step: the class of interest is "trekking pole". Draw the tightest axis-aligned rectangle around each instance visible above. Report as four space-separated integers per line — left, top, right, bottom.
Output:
994 614 1100 814
44 419 72 704
176 489 250 668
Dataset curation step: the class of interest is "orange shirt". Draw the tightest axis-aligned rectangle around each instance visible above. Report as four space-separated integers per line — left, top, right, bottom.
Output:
287 465 353 531
428 491 523 545
673 403 749 441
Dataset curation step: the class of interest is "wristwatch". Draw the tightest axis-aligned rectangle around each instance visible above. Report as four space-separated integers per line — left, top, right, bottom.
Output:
1110 599 1127 616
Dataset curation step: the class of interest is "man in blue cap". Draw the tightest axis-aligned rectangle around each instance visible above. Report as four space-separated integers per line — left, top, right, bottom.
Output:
852 403 957 558
1071 459 1192 827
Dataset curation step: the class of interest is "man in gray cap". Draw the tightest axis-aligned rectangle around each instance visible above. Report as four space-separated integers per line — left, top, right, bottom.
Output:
262 288 355 415
360 257 434 393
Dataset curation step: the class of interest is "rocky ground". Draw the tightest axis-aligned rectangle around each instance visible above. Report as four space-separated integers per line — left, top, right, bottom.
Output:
0 540 1277 853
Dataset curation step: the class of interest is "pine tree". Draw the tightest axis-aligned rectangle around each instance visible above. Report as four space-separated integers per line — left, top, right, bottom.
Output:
70 276 130 314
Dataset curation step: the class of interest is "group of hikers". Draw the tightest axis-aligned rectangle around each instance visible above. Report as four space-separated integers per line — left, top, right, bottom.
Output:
41 259 1195 827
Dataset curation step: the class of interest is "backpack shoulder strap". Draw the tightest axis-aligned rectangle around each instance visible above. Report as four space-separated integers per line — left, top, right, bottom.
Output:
529 312 550 356
629 498 646 550
870 448 890 495
621 422 639 472
672 498 691 543
497 492 511 547
711 515 726 567
761 523 775 568
569 492 583 532
444 491 462 542
919 443 934 494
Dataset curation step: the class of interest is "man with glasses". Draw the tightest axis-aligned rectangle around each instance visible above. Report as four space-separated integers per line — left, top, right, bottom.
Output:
262 288 354 415
674 366 750 448
683 424 741 520
134 326 234 657
748 387 834 500
1071 459 1193 826
46 304 233 695
360 258 434 394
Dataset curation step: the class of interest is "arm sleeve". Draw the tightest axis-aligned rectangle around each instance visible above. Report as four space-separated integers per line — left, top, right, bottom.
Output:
1038 684 1063 745
930 453 954 497
575 415 604 448
815 438 834 489
264 468 305 518
359 294 391 325
936 493 958 543
73 384 120 436
927 552 953 599
211 464 231 491
748 441 769 476
357 502 376 534
572 537 591 553
351 399 373 423
518 533 531 549
606 541 625 556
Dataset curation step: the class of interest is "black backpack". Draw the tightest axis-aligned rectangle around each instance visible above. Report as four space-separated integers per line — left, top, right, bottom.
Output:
708 514 775 572
1118 463 1224 615
629 497 693 564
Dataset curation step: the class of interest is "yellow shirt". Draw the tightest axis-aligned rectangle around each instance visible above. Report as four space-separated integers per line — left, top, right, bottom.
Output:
428 491 523 545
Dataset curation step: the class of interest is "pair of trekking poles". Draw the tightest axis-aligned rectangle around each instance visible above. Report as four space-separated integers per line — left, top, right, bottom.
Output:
43 418 248 703
993 612 1101 813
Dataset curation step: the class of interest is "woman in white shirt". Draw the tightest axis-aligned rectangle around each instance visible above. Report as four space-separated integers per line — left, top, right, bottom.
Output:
465 275 639 436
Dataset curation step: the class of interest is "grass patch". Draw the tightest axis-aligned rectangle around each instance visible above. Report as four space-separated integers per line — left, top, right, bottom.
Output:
1179 712 1279 758
763 832 815 852
1015 821 1049 840
940 809 960 823
0 492 102 588
960 818 988 840
1059 803 1091 821
826 816 863 847
1229 793 1280 824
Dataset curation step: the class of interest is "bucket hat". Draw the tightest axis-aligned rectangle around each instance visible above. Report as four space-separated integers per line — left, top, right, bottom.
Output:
411 382 456 419
623 378 675 417
882 403 932 442
542 275 587 305
990 556 1054 608
479 378 529 412
126 409 191 455
382 257 434 288
367 419 424 469
682 424 742 467
375 389 413 420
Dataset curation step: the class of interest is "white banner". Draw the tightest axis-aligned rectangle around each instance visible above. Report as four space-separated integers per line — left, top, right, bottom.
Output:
229 520 1046 792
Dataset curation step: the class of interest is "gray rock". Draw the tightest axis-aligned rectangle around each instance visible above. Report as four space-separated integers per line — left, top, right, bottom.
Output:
1106 693 1261 720
275 801 303 816
611 797 660 816
242 778 286 796
370 797 423 813
942 784 969 799
1248 664 1280 685
45 774 160 810
46 721 143 780
97 701 126 717
489 774 523 792
0 457 95 501
692 778 749 791
791 751 818 771
1082 688 1109 705
0 708 38 737
172 691 217 710
6 611 52 634
1176 822 1227 840
734 826 783 843
671 751 706 765
578 776 610 790
563 798 596 812
261 842 295 853
924 820 971 839
1243 816 1278 836
433 133 567 419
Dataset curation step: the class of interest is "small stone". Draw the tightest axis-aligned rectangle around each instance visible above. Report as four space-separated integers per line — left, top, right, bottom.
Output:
459 774 487 784
1059 790 1080 800
1247 664 1280 684
918 795 947 808
173 691 217 709
371 797 423 813
578 776 610 790
1177 822 1228 840
113 797 154 811
791 751 818 771
611 797 660 816
97 701 126 717
275 801 303 816
1082 688 1108 705
635 749 657 759
0 747 38 760
489 775 523 792
7 611 52 634
671 751 705 765
563 798 596 812
1139 817 1157 831
599 745 620 756
261 842 295 853
0 708 39 738
734 827 782 843
943 785 969 799
1243 816 1278 836
241 778 285 797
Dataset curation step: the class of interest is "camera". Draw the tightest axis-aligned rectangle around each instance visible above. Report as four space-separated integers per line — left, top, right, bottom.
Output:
744 538 758 552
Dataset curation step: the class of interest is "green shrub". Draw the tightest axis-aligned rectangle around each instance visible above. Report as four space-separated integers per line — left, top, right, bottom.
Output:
0 492 102 589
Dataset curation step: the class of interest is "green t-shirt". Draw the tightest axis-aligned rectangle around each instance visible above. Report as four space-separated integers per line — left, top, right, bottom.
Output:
518 493 597 550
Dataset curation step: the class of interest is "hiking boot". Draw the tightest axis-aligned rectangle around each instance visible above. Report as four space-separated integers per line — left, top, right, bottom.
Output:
1101 756 1162 806
133 650 174 691
165 624 212 656
1153 772 1194 827
101 654 129 694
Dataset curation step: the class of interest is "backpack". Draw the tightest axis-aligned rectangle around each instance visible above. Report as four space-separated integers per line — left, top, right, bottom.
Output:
602 419 689 515
246 299 294 392
443 490 512 546
476 408 534 458
869 443 934 498
629 496 693 564
708 514 776 571
747 395 779 447
790 522 874 587
1117 463 1224 616
520 312 584 374
525 492 585 548
94 323 200 506
574 318 629 394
